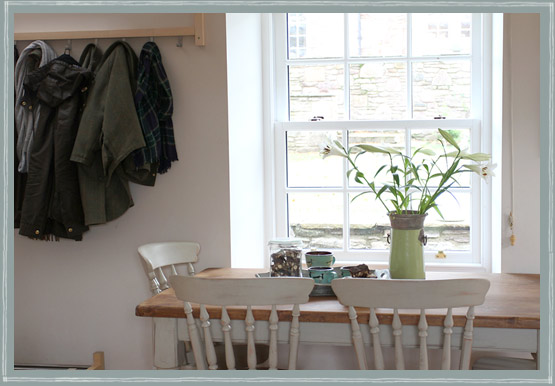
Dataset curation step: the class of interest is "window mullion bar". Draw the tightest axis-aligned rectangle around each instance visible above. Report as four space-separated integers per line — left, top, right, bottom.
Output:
343 13 350 252
344 13 350 120
285 55 472 66
343 129 350 253
407 13 413 119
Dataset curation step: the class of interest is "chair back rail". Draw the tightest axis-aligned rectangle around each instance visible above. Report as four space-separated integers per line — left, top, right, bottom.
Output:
331 278 490 370
169 276 314 370
138 242 200 294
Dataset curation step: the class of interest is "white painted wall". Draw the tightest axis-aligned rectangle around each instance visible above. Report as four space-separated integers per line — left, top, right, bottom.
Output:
501 14 540 273
13 13 230 369
226 14 266 269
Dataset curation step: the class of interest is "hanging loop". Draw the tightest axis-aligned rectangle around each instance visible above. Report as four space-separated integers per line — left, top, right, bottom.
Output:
386 233 391 245
418 229 428 246
64 39 72 55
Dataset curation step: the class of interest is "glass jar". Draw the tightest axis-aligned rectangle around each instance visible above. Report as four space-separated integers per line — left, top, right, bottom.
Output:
268 238 303 277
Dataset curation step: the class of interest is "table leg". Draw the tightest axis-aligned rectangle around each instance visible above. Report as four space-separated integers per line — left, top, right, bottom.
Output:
153 317 182 369
535 329 540 370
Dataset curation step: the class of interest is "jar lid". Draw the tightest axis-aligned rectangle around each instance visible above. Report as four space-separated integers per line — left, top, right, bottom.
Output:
268 238 303 248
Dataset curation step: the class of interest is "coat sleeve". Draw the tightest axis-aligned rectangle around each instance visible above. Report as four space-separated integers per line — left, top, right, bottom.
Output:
71 46 145 184
101 47 145 184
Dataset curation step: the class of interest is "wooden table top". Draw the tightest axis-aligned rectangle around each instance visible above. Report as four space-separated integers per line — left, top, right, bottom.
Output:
135 268 540 330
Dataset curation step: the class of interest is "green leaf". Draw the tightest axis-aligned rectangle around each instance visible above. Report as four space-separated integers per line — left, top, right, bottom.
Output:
400 194 410 209
355 144 391 154
373 164 387 179
444 150 491 162
354 150 367 162
393 173 400 187
382 146 403 155
439 128 460 151
431 203 445 219
354 171 364 184
333 140 344 150
376 184 389 198
351 191 372 202
413 147 436 157
346 168 355 179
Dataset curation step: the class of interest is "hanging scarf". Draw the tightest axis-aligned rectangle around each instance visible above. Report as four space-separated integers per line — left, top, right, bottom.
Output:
133 41 177 174
14 40 57 173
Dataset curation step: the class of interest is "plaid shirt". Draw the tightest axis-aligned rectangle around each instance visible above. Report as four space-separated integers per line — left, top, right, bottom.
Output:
133 42 178 173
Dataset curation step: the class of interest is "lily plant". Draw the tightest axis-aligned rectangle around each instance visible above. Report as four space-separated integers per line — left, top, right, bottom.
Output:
320 129 495 217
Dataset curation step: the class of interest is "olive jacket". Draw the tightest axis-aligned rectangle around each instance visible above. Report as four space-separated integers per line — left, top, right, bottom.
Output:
70 41 155 226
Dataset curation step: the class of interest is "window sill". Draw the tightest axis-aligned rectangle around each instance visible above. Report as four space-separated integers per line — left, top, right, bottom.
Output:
332 261 488 273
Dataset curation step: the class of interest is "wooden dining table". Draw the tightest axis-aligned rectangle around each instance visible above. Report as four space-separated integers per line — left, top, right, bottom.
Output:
135 268 540 370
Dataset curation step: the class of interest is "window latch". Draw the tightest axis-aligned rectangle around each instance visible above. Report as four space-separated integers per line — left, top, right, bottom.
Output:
310 116 324 121
434 115 446 119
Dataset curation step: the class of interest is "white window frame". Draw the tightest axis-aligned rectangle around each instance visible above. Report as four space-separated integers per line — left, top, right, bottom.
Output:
269 13 492 270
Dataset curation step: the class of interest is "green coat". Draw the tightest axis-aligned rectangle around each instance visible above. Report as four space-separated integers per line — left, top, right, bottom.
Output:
71 41 155 226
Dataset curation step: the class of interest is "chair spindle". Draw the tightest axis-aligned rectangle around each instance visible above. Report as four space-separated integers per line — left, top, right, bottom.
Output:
170 264 178 277
268 305 279 370
392 309 405 370
184 301 206 369
288 304 301 370
221 306 235 370
148 271 161 294
187 262 195 276
418 309 428 370
200 304 218 369
156 267 169 290
369 308 384 370
348 306 367 370
442 308 454 370
245 305 257 370
459 306 476 370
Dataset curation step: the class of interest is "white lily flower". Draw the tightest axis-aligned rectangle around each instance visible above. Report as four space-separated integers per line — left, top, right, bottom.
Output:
319 138 347 159
464 162 497 183
479 162 497 180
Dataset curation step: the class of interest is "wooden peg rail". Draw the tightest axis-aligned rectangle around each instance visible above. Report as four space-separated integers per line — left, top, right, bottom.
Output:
14 13 205 46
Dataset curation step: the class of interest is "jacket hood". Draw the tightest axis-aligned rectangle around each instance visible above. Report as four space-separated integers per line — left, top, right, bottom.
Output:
25 58 94 108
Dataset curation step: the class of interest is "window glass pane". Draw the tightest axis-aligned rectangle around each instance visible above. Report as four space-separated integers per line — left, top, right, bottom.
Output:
424 191 471 251
350 63 408 119
288 13 344 59
348 13 407 57
289 64 345 121
411 128 472 187
347 130 405 187
288 192 343 249
412 13 472 56
287 131 343 187
349 193 390 250
412 60 471 119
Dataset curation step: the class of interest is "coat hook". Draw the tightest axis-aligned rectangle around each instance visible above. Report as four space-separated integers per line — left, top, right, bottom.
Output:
176 36 183 47
64 39 72 55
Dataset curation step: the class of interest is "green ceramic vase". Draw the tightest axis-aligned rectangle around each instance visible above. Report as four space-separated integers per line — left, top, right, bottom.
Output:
388 211 427 279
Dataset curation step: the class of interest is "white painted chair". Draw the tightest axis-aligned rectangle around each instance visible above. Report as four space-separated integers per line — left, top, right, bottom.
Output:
138 241 200 295
169 276 314 370
138 241 200 369
331 278 490 370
